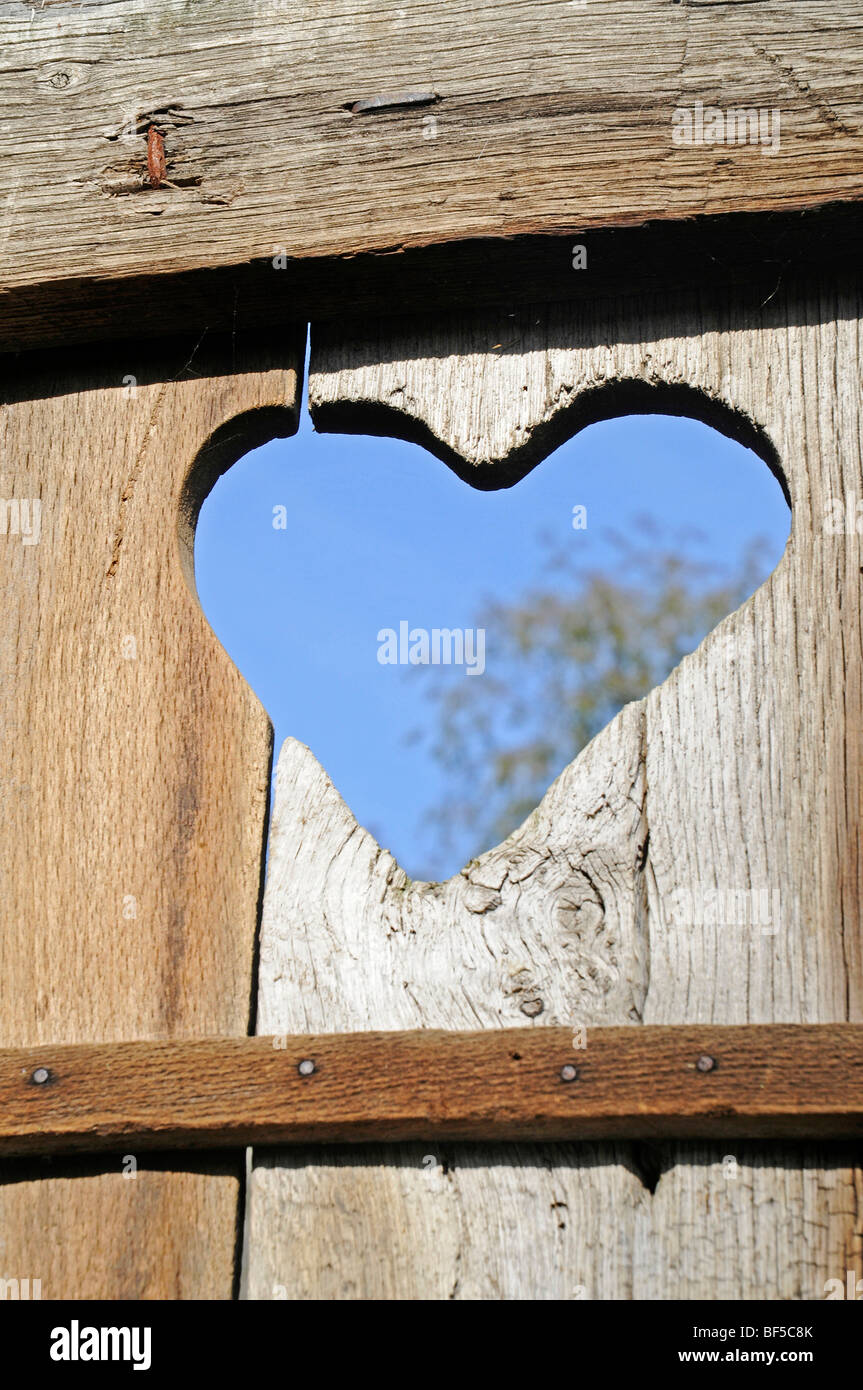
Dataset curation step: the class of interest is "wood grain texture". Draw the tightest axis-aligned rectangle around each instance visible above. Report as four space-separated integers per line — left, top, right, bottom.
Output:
250 1142 643 1301
633 1149 863 1299
0 331 303 1297
246 283 863 1300
0 1160 243 1302
259 705 648 1034
1 1 862 348
3 1027 863 1157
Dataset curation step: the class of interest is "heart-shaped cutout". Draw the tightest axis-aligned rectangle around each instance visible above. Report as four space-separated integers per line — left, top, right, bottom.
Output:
194 409 788 881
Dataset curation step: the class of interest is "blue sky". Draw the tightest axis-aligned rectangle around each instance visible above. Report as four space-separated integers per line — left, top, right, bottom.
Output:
195 402 790 880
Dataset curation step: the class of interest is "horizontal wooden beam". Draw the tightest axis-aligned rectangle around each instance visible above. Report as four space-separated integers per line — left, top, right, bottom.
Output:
1 1026 862 1157
2 204 862 361
1 0 862 351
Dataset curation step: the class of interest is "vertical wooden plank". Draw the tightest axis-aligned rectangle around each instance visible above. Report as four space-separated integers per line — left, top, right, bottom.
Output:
244 286 862 1299
0 332 303 1298
633 1147 863 1299
249 1143 645 1301
246 710 647 1300
635 292 863 1296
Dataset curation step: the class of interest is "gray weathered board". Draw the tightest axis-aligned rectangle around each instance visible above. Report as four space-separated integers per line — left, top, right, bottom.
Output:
243 284 863 1299
0 0 862 346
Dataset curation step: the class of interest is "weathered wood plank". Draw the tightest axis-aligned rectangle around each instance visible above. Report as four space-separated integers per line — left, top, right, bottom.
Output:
633 1149 863 1299
248 1142 643 1300
0 331 303 1298
258 706 649 1033
2 1027 863 1157
1 206 861 356
1 0 862 349
245 281 863 1300
248 703 651 1299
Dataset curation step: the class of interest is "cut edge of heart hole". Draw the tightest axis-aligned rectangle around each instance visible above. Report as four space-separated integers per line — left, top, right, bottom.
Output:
184 382 790 886
310 376 790 506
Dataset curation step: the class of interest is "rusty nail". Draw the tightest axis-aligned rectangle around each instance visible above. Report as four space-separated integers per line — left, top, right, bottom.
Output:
298 1059 316 1077
696 1054 717 1073
147 125 166 188
560 1064 578 1082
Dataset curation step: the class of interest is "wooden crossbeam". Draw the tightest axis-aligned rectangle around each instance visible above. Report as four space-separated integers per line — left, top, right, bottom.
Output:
1 1026 862 1158
1 0 862 350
